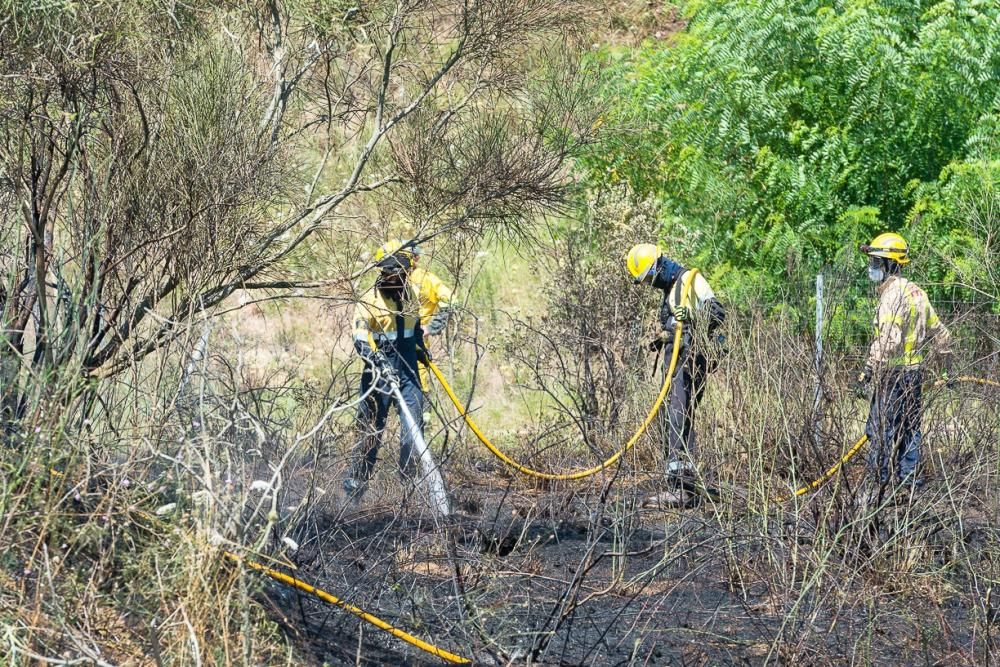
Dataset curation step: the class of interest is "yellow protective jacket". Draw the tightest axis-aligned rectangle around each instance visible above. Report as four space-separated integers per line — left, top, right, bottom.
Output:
867 276 952 369
352 283 424 382
657 268 726 352
409 267 453 326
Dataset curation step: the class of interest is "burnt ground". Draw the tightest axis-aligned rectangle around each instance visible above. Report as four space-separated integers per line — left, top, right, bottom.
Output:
252 464 1000 666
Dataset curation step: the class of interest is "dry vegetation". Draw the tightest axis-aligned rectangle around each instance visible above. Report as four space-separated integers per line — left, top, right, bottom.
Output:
1 1 998 666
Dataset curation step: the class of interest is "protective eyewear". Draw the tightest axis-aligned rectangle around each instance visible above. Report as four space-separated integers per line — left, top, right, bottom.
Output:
634 262 657 284
858 243 907 259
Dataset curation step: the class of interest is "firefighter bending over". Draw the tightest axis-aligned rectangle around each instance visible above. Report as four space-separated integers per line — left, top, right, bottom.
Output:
626 243 727 508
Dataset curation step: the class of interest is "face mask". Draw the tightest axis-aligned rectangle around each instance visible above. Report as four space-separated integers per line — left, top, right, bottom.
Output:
867 266 884 283
377 271 407 297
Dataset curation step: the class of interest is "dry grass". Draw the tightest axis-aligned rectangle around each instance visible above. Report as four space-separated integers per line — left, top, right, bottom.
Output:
1 231 997 664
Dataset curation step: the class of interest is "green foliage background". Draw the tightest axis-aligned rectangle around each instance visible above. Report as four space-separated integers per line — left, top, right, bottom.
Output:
581 0 1000 307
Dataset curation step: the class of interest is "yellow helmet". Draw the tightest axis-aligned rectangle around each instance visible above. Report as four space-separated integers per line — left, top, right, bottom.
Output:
374 238 404 262
860 232 909 265
626 243 661 283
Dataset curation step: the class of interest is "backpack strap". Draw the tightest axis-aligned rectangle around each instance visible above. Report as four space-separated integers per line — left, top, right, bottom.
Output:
672 270 686 312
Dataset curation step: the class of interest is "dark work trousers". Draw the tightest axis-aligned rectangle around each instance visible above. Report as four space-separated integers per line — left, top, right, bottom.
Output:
657 346 708 465
350 367 425 483
865 367 923 485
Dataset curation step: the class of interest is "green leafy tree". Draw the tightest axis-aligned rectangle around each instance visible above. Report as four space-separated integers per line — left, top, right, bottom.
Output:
583 0 1000 301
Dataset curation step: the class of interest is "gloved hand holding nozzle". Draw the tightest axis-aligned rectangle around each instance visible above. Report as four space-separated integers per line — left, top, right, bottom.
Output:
373 351 400 387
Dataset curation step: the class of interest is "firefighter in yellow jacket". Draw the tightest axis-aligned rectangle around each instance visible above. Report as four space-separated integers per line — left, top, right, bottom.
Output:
344 245 430 500
375 239 455 391
626 243 727 507
857 232 953 489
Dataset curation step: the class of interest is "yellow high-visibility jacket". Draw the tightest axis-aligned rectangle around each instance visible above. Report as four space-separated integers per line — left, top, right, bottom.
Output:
868 276 952 369
658 268 725 351
352 283 422 349
409 267 453 326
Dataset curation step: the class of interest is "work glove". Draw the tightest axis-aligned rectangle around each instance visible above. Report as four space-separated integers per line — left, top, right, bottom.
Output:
673 305 691 322
426 307 451 336
416 342 433 365
372 352 399 388
853 365 873 400
371 349 388 368
713 333 728 356
647 332 668 352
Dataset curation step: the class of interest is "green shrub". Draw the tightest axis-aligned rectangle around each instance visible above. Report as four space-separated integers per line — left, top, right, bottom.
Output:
582 0 1000 303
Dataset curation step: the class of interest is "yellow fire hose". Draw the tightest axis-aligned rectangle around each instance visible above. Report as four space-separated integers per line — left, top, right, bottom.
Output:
190 372 1000 666
775 433 869 502
216 371 997 667
933 375 1000 389
42 337 997 664
48 473 468 663
776 375 1000 501
425 270 696 481
223 551 471 665
426 276 997 498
